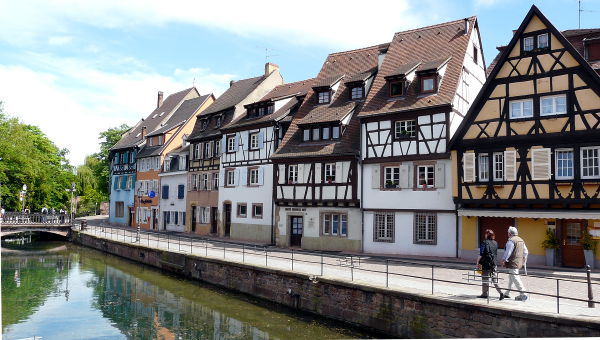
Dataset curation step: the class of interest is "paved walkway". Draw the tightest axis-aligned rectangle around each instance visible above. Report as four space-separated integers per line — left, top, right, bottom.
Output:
78 216 600 320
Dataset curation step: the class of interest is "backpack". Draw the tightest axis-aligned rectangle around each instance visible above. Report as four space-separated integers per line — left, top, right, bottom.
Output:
478 240 497 270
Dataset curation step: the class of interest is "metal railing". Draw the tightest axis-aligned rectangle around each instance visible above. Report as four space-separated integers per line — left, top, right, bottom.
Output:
1 212 72 225
83 224 598 315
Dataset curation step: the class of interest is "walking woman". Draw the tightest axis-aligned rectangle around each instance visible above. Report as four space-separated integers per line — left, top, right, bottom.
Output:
476 229 505 299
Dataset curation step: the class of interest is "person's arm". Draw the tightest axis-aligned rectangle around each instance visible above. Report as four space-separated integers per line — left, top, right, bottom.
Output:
502 240 514 265
523 242 529 266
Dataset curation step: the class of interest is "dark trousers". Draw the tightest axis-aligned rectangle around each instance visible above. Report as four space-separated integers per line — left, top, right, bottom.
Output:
482 268 502 297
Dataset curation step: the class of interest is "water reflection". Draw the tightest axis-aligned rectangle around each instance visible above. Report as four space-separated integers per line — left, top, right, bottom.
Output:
2 242 370 339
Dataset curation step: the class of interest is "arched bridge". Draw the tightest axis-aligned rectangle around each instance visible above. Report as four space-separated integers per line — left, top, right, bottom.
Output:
1 212 73 237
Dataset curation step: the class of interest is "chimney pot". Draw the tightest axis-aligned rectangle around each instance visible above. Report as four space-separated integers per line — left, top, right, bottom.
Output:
264 62 279 76
464 18 469 35
141 126 147 138
157 91 164 109
230 80 235 87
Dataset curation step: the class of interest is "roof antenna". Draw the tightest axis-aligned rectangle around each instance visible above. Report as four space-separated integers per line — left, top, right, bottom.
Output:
578 0 597 29
192 77 196 87
264 47 279 62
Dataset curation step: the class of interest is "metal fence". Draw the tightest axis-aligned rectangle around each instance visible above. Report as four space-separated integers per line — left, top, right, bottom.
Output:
83 223 598 315
2 212 72 225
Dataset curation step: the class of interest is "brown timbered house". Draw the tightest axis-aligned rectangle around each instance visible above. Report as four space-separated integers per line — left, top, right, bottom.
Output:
452 6 600 267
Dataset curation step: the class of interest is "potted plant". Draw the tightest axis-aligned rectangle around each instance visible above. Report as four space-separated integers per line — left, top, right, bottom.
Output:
385 180 396 189
541 228 559 266
580 230 597 269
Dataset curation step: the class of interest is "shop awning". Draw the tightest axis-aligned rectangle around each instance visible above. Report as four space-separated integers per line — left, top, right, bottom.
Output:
457 209 600 220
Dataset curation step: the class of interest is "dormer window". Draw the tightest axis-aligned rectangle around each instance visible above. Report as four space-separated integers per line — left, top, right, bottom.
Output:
421 75 437 93
350 86 364 100
216 116 222 128
157 135 163 145
317 90 331 104
258 107 266 116
389 80 405 97
200 119 208 131
302 124 342 142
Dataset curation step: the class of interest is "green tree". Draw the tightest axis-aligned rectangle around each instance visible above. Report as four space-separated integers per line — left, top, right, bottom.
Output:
90 124 130 197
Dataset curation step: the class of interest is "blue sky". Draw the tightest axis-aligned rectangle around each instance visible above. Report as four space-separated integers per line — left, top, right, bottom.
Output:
0 0 598 166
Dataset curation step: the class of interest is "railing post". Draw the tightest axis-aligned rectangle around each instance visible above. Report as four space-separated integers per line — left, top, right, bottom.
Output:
431 265 434 295
265 247 268 266
178 236 181 252
587 265 595 308
291 249 294 271
205 241 208 256
321 253 324 276
243 245 245 263
190 238 193 254
386 259 389 288
351 263 354 281
556 279 560 314
223 244 226 259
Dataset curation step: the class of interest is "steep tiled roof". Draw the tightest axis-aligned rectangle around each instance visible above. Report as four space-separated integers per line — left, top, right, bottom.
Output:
257 78 314 102
359 17 477 118
562 28 600 37
147 94 213 137
137 145 162 158
486 45 507 76
272 43 389 159
385 61 421 78
111 88 197 150
200 75 266 116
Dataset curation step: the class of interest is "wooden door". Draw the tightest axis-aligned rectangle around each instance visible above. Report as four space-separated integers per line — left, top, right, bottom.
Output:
478 217 514 248
290 216 303 247
561 220 585 267
224 204 231 236
191 206 197 232
211 207 218 234
128 207 134 227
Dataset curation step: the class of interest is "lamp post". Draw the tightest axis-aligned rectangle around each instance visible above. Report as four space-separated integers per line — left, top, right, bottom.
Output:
136 187 142 242
20 184 27 213
65 183 76 225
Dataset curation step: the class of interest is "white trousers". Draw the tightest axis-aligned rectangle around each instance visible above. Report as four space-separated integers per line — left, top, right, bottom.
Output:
505 268 526 295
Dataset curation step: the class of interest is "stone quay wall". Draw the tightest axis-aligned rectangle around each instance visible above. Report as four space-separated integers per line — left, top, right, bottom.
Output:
72 231 600 338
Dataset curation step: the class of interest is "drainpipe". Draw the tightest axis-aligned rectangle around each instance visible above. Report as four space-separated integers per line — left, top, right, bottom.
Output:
359 124 365 253
455 203 460 258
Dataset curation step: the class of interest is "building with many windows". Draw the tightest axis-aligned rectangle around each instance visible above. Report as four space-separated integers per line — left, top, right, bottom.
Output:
358 17 486 257
451 6 600 267
158 144 190 232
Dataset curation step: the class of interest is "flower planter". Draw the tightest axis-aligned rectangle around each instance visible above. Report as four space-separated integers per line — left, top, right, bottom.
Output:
584 249 595 269
545 249 555 266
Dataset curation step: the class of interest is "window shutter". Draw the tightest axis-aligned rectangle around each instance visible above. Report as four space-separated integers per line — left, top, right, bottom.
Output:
278 165 286 184
208 141 214 158
258 166 264 185
123 152 129 164
219 169 225 187
178 184 184 199
298 164 305 183
199 142 204 159
221 136 226 154
504 150 517 181
258 131 264 149
372 166 381 189
434 163 445 188
399 164 412 189
121 176 127 189
234 135 240 152
240 168 247 186
335 163 343 183
463 153 475 182
113 177 119 190
234 168 240 186
187 174 192 191
532 148 551 180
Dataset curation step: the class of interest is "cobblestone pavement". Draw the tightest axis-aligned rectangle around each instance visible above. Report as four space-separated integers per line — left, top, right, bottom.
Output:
79 217 600 320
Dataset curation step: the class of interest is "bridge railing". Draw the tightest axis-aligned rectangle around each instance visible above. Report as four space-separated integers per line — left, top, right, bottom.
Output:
1 212 72 225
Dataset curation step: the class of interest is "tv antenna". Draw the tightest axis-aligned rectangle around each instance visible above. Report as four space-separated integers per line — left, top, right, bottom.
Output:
579 0 597 29
263 47 279 62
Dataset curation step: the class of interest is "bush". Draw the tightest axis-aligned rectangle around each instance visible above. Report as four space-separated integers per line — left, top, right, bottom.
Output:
581 231 598 251
541 229 560 250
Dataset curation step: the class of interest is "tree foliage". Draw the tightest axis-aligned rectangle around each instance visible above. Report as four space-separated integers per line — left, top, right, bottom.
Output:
0 102 75 212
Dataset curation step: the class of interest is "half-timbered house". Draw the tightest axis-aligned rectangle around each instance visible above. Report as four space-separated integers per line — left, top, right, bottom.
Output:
219 78 313 243
186 63 282 236
271 44 390 251
451 6 600 267
358 17 486 256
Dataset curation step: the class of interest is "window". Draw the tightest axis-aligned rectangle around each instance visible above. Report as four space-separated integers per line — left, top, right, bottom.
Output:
177 184 185 199
350 86 364 100
492 152 504 181
201 120 208 131
157 135 163 145
249 132 259 150
540 95 566 116
149 138 153 147
317 91 330 104
538 33 549 49
509 99 533 119
332 126 340 139
237 203 247 218
213 172 219 190
214 140 221 157
384 166 400 188
204 143 211 158
162 185 169 199
303 129 310 141
473 45 478 64
478 154 489 181
374 212 394 242
288 165 298 184
421 76 436 93
395 120 416 139
322 213 348 236
252 204 263 218
249 168 259 185
115 202 124 218
227 136 236 152
414 213 437 244
312 128 320 141
556 149 574 179
126 175 133 190
417 165 434 188
226 170 235 186
258 107 266 116
114 152 120 164
164 158 171 172
322 126 330 140
202 174 209 190
200 207 210 224
523 36 534 51
389 80 404 97
216 116 222 128
581 147 600 179
324 163 336 183
194 143 201 159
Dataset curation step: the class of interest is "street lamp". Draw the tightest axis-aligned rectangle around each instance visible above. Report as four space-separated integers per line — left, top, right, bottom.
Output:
136 187 142 242
20 184 27 213
65 183 76 225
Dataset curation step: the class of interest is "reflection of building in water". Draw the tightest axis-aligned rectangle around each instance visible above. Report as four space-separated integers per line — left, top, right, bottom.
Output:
102 267 270 339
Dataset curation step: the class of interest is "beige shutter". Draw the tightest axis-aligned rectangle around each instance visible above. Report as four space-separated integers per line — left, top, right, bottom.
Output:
371 166 381 189
463 153 475 182
399 164 412 189
298 164 305 183
434 163 445 188
335 163 343 183
504 150 517 181
278 165 286 184
532 148 551 180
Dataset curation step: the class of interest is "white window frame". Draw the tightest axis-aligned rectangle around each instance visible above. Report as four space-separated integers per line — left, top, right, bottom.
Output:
523 36 534 51
322 213 348 237
540 94 567 116
226 170 235 186
249 132 259 150
317 91 330 104
478 154 489 182
213 172 219 190
227 136 236 153
493 152 504 182
350 86 363 100
555 149 574 180
581 147 600 179
252 203 263 219
249 168 259 185
202 173 209 190
509 99 533 119
395 120 416 139
374 212 394 242
200 207 210 224
414 212 437 244
537 33 549 49
417 165 434 188
303 129 310 141
288 165 298 184
324 163 336 183
384 166 400 188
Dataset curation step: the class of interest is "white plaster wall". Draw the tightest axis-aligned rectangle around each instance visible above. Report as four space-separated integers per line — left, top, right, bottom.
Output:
220 164 273 226
221 126 275 165
158 171 187 232
275 161 353 200
363 211 456 256
276 206 362 241
362 160 454 210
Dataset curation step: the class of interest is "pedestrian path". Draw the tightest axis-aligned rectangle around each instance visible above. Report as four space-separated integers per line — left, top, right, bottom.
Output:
78 216 600 320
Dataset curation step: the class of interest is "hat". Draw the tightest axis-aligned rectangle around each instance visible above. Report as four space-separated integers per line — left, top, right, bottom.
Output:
508 226 518 236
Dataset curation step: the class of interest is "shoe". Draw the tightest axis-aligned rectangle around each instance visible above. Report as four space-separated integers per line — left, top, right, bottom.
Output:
499 293 505 300
502 293 511 299
515 295 528 301
477 295 488 299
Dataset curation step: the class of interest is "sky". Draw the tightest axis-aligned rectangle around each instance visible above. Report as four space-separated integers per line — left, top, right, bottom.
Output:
1 0 598 166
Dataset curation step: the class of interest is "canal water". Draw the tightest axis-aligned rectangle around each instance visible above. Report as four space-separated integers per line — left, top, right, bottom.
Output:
2 240 374 340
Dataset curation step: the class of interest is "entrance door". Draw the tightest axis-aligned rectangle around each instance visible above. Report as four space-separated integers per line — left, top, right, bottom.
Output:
224 203 231 236
561 220 586 267
191 206 197 233
478 217 514 248
128 207 134 227
290 216 303 247
152 208 158 230
211 207 218 234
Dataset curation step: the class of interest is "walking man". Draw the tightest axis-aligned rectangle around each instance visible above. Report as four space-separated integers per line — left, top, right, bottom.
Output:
501 226 529 301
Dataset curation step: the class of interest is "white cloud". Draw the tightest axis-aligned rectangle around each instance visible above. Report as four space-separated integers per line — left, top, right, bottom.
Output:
48 36 74 46
0 57 231 166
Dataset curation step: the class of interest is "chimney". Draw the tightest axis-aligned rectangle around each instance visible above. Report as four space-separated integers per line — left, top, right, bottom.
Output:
141 126 147 138
265 62 279 76
230 80 235 87
464 18 469 35
157 91 164 109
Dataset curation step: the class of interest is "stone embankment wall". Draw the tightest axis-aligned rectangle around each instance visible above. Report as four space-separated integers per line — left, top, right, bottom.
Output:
72 232 600 338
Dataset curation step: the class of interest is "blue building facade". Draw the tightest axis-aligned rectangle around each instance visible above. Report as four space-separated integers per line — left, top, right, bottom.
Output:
108 148 137 226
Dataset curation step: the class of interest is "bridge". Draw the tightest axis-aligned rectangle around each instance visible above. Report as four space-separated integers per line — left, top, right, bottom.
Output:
1 212 73 237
